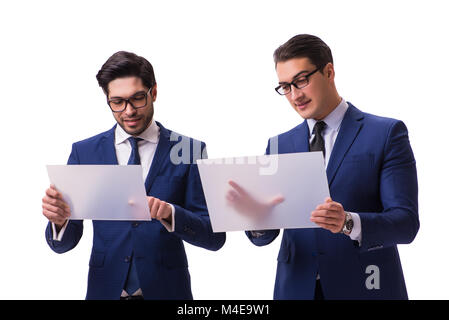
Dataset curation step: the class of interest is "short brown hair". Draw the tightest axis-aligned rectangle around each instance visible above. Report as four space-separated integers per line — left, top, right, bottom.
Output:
96 51 156 94
273 34 333 71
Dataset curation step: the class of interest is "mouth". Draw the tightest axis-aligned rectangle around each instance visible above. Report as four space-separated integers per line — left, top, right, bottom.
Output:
295 99 311 110
123 118 142 127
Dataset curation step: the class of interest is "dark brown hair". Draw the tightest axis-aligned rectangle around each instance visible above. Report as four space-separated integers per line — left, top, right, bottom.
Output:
96 51 156 94
273 34 333 71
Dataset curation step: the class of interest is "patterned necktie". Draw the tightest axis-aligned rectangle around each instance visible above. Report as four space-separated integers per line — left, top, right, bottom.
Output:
124 136 143 296
309 121 326 158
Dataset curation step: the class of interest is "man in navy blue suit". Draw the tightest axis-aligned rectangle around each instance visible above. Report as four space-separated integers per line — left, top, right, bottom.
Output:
228 34 419 299
42 51 225 300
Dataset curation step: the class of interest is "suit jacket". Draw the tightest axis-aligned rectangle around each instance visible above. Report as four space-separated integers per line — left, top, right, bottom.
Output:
45 122 226 300
247 103 419 299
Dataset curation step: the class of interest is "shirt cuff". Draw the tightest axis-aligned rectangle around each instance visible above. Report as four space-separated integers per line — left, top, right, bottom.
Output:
348 212 362 244
159 204 175 232
51 220 69 241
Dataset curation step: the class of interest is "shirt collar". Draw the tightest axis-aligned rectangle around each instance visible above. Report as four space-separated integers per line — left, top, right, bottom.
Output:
307 98 349 136
115 119 160 145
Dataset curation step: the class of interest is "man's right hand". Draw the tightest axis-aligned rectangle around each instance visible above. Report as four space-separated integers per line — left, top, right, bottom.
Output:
226 180 284 220
42 184 71 229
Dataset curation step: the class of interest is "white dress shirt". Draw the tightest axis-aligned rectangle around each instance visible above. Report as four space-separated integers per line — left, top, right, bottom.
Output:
52 119 175 241
306 98 362 243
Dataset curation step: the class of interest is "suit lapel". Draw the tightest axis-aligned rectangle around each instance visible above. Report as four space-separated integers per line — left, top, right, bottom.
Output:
326 103 364 186
290 121 310 153
144 121 174 192
100 125 119 164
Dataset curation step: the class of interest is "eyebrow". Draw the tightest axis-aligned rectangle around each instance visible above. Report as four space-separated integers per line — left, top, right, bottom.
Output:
278 70 309 84
109 90 147 100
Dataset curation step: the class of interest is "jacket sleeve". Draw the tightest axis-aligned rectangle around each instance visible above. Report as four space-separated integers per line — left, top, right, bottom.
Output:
245 229 280 246
172 141 226 251
358 120 419 253
45 143 85 254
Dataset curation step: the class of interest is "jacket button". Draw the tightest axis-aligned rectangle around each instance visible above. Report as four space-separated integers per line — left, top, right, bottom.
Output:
124 256 131 263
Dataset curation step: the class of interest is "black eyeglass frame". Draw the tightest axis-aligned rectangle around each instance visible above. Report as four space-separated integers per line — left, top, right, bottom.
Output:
107 87 153 113
275 67 321 95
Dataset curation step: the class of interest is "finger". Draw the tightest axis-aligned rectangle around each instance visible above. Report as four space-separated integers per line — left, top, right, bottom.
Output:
228 180 248 196
156 201 168 220
43 196 71 215
226 192 236 202
326 201 343 211
310 215 341 225
314 222 340 233
313 221 335 228
42 202 68 217
325 197 332 203
43 209 67 225
151 200 160 219
316 203 330 210
45 188 58 199
42 203 64 216
316 202 343 212
162 203 172 220
311 210 341 219
310 216 340 226
46 186 61 199
227 190 240 200
270 195 285 206
147 197 155 215
43 195 62 207
42 204 71 220
312 217 340 230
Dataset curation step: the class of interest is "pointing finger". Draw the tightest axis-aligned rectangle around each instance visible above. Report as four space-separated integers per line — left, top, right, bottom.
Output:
228 180 248 196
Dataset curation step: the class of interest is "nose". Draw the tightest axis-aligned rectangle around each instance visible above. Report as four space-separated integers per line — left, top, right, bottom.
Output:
123 100 137 116
289 85 305 101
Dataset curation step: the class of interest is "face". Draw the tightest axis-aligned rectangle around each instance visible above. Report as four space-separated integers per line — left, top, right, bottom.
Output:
107 76 157 136
276 57 336 120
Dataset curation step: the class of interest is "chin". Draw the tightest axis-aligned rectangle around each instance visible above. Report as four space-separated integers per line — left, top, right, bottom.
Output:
295 110 311 120
128 128 145 136
119 123 141 136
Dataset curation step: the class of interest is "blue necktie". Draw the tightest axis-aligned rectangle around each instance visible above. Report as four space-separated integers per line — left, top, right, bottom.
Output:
124 137 143 296
127 137 142 165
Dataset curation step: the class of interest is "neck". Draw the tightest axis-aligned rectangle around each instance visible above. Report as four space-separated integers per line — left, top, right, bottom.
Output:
315 94 342 120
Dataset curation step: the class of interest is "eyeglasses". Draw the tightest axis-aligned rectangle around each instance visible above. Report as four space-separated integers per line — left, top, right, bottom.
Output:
107 88 152 112
275 68 320 95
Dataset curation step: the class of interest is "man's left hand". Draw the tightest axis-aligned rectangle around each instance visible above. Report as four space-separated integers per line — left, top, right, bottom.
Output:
310 197 345 233
148 196 172 224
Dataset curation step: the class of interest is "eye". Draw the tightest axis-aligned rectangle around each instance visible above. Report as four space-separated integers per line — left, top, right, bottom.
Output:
293 77 308 87
131 94 146 101
109 99 124 106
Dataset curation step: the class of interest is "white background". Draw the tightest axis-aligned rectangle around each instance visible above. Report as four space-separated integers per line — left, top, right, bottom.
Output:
0 0 447 299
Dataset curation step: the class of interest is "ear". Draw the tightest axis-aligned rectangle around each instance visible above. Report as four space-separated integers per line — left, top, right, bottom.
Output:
150 83 157 102
324 63 335 80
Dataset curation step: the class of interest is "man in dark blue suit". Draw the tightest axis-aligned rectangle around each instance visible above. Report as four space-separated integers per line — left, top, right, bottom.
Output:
42 51 225 300
228 34 418 299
